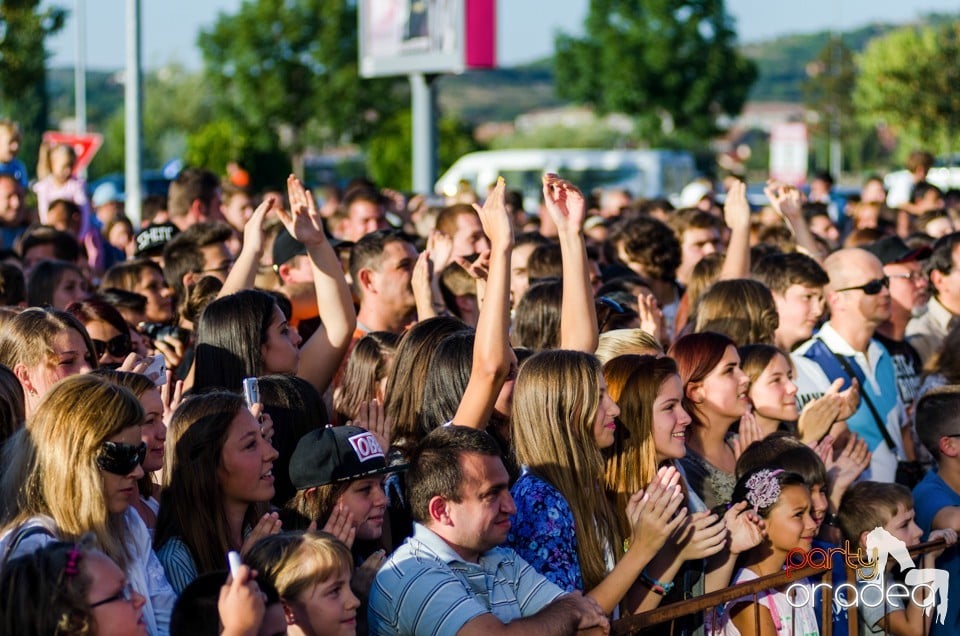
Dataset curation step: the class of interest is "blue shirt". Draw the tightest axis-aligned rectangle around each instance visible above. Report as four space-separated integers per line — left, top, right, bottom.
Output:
913 469 960 634
369 523 565 635
0 158 27 187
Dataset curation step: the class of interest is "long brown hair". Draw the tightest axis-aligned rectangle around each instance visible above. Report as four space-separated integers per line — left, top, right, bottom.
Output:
603 355 680 536
511 350 621 592
154 392 270 575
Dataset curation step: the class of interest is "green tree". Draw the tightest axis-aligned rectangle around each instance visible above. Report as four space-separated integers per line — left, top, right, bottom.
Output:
197 0 402 174
855 22 960 159
366 109 481 191
0 2 66 168
554 0 756 144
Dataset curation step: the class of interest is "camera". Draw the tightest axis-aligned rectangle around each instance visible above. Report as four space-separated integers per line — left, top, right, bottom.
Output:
138 322 190 343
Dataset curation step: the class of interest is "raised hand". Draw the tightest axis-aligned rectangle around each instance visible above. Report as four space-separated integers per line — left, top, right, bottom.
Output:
626 466 687 556
763 180 804 221
316 504 357 548
731 405 763 459
472 176 513 250
827 433 871 496
349 398 393 451
241 195 276 255
427 230 454 273
797 378 844 444
218 564 265 636
723 179 751 230
636 292 665 343
542 173 586 233
279 174 327 247
160 371 184 428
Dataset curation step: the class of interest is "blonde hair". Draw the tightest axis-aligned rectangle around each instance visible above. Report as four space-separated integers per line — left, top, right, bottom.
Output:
511 350 621 591
594 329 663 364
244 531 353 600
4 374 144 569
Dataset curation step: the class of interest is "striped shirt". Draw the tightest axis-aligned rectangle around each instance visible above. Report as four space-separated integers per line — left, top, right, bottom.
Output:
368 523 566 635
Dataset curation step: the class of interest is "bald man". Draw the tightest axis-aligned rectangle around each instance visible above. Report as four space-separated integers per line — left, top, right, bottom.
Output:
791 248 910 483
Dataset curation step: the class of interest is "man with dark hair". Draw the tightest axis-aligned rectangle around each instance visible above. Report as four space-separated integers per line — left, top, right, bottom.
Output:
609 216 682 338
667 208 722 287
510 232 550 309
753 252 829 351
369 425 608 635
913 386 960 635
526 242 562 284
167 167 222 231
19 226 81 273
350 229 418 336
161 222 234 306
341 187 387 242
907 231 960 363
910 181 945 216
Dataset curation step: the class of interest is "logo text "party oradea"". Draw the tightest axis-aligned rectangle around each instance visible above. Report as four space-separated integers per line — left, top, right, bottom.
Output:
782 528 949 624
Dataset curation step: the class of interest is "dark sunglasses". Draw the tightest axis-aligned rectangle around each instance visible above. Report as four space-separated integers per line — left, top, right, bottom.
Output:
92 333 132 359
96 441 146 475
835 276 889 295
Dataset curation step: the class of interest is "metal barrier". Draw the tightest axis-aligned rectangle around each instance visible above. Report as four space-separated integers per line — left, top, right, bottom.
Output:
611 539 947 635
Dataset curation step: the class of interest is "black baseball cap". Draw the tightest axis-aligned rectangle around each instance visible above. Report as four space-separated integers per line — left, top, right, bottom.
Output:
135 222 179 258
863 236 932 265
289 425 405 490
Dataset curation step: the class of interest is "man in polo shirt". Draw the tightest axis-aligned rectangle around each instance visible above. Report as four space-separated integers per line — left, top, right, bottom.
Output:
792 248 911 483
369 426 608 635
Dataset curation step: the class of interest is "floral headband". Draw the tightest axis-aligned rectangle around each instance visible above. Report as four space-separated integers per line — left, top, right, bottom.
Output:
744 468 784 513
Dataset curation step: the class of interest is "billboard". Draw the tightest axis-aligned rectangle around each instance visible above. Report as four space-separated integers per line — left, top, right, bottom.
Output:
359 0 496 78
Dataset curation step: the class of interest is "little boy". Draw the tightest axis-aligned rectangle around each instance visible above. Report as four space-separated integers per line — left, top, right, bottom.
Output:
838 481 956 635
913 386 960 634
0 121 28 188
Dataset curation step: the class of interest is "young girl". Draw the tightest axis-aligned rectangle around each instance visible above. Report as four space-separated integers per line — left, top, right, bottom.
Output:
670 332 751 510
0 307 96 416
508 349 688 615
720 467 819 636
245 531 360 636
0 540 148 636
154 391 280 594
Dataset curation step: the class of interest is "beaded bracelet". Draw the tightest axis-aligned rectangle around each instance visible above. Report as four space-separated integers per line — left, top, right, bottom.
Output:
639 569 675 596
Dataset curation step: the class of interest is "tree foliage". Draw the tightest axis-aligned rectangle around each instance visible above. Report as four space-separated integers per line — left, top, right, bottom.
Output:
197 0 402 169
854 22 960 158
0 1 66 167
554 0 756 143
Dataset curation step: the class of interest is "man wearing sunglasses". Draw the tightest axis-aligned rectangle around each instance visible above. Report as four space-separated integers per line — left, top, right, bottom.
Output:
792 248 911 484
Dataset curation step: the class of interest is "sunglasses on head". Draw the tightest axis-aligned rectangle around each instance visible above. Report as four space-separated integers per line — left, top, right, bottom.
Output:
96 441 146 476
92 333 132 359
835 276 889 295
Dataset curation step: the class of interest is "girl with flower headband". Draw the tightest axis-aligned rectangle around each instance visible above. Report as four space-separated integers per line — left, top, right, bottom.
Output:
718 467 820 636
0 539 148 636
0 374 175 636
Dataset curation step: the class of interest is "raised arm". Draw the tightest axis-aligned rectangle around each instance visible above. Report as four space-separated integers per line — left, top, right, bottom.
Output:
765 180 824 262
277 175 357 393
718 180 751 280
452 177 513 430
542 174 598 353
218 196 276 298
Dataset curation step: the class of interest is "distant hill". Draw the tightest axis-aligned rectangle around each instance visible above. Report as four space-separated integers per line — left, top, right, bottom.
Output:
47 12 960 132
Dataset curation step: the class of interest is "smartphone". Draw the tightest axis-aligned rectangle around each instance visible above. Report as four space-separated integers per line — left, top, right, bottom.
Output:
145 355 167 386
242 377 259 409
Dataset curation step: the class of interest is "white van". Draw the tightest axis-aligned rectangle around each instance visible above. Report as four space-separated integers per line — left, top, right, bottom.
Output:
435 148 696 210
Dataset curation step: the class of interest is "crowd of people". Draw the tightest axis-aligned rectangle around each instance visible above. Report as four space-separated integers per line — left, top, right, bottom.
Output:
0 119 960 635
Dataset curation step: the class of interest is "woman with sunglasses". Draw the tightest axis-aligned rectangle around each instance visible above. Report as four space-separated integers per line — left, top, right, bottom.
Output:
67 296 136 369
0 374 175 636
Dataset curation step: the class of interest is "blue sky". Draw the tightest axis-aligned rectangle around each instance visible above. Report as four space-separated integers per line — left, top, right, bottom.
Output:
44 0 960 71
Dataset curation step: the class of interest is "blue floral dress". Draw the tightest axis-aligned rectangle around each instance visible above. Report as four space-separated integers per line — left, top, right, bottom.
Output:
506 470 583 592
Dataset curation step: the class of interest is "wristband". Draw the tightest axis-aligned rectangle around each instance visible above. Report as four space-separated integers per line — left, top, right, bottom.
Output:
639 569 675 596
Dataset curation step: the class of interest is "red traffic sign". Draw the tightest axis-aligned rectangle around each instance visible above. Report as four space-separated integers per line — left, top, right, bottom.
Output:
42 131 104 176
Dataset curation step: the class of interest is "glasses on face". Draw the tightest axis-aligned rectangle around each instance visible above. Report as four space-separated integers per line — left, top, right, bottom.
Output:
887 272 927 284
91 333 132 359
200 260 234 275
90 581 136 608
834 276 889 295
96 441 146 476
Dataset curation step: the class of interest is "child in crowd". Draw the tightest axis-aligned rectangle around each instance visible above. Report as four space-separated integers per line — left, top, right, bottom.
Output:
171 568 286 636
0 539 149 636
719 467 820 636
0 120 28 187
838 481 956 635
245 531 361 636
